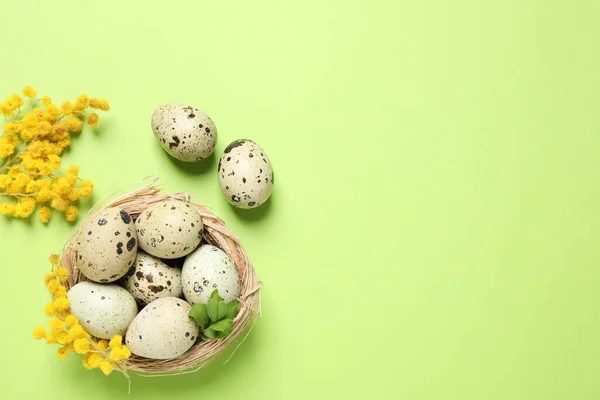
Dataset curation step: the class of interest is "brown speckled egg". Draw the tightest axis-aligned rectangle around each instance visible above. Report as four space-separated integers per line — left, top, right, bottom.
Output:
124 251 183 305
73 208 138 283
125 297 199 359
135 199 203 259
151 104 217 162
181 245 240 304
68 281 138 339
218 139 274 209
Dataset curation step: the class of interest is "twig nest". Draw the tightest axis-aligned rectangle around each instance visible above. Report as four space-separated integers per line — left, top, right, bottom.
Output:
60 178 262 374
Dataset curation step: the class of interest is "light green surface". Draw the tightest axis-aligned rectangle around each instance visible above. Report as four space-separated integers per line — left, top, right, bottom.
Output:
2 1 600 399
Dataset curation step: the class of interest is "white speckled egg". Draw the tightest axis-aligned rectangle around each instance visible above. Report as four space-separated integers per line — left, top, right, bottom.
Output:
73 208 138 283
125 297 199 359
68 281 138 339
218 139 274 209
135 200 203 259
182 245 240 304
124 251 183 305
151 104 217 162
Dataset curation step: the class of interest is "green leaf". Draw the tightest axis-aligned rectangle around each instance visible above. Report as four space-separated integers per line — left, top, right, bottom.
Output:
209 319 233 335
206 290 222 321
226 300 241 319
202 328 216 339
216 300 228 320
188 303 210 328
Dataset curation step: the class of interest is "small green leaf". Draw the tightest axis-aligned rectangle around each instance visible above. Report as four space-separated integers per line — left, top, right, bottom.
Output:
216 300 228 320
209 319 233 334
226 300 241 319
206 291 221 321
188 303 210 328
202 328 216 339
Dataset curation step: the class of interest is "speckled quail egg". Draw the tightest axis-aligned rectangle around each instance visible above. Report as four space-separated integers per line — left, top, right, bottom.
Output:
182 244 240 304
218 139 274 209
123 251 183 305
73 208 138 283
68 281 138 339
125 297 199 360
135 199 203 259
151 104 217 162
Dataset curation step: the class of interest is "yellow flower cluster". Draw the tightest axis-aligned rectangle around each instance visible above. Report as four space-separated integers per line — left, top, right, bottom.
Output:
0 86 107 222
33 254 132 377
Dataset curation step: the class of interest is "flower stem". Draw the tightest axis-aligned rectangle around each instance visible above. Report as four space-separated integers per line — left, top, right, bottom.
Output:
0 139 35 174
0 192 35 198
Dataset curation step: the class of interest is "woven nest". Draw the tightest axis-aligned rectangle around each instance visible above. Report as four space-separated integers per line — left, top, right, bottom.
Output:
58 177 262 377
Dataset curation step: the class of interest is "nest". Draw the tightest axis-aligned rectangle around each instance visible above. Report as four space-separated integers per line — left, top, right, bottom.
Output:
58 177 262 376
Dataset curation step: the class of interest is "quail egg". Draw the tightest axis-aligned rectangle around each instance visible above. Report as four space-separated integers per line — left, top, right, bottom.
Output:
218 139 273 209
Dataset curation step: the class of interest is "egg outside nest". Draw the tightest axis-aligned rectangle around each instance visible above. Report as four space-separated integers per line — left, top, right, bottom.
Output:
218 139 274 209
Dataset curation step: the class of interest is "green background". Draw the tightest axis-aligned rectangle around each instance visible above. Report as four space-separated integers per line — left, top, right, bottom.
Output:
2 1 600 398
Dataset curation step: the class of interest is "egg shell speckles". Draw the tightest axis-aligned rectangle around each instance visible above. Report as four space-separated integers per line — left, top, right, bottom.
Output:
68 281 138 339
151 104 217 162
218 139 274 209
182 244 240 304
125 297 199 360
135 199 203 259
124 251 183 305
73 208 138 283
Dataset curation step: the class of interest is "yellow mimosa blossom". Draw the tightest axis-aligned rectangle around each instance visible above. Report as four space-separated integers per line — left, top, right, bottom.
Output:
22 86 36 98
48 318 65 333
45 333 57 345
39 205 52 222
73 338 91 354
44 272 57 285
109 335 123 348
54 286 68 299
56 346 70 360
46 279 60 293
80 180 94 197
54 266 69 282
86 113 99 127
54 298 70 312
84 353 104 369
99 360 115 375
32 327 47 340
54 331 70 345
76 94 88 106
64 315 78 327
3 122 23 133
1 87 105 222
59 101 73 115
44 301 57 316
65 205 79 221
67 324 87 341
64 117 82 132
